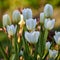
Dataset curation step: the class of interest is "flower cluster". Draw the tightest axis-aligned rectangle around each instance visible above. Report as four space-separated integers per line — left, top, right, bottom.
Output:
2 10 21 36
1 4 60 60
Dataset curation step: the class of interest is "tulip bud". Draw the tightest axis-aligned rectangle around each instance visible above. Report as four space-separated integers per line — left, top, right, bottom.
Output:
3 14 11 27
40 12 45 24
7 25 17 36
12 10 21 24
54 31 60 45
49 49 58 59
44 4 53 18
45 41 51 50
44 18 55 30
22 8 32 20
25 31 40 44
26 18 36 31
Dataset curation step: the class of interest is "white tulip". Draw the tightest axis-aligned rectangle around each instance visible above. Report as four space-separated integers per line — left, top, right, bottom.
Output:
3 14 11 27
45 41 51 50
54 31 60 45
7 25 17 36
49 49 58 59
26 18 36 31
40 12 45 23
44 4 53 18
22 8 32 20
25 31 40 43
44 18 55 30
12 10 20 24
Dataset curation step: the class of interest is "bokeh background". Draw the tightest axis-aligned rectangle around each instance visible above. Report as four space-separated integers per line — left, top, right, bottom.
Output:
0 0 60 59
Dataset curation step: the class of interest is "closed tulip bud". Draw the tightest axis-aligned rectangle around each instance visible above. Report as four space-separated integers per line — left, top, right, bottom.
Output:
49 49 58 59
40 12 45 24
12 10 21 24
22 8 32 20
44 4 53 18
7 25 17 36
45 41 51 50
44 18 55 30
3 14 11 27
25 31 40 44
54 31 60 45
26 18 36 31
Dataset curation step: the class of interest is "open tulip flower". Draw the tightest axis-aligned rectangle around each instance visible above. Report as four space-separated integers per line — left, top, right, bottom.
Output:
25 31 40 43
1 4 60 60
49 49 58 59
7 25 17 36
26 18 36 31
44 18 55 30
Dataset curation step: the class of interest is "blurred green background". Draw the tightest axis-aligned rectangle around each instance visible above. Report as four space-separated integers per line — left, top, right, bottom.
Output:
0 0 60 59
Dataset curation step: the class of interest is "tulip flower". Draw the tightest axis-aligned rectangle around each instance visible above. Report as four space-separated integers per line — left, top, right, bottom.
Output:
25 31 40 43
40 12 45 24
44 4 53 18
44 18 55 30
54 31 60 45
12 10 20 24
49 49 58 59
3 14 11 27
45 41 51 50
22 8 32 20
7 25 17 36
26 18 36 31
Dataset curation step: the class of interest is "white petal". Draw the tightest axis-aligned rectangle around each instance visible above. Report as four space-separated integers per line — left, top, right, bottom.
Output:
46 41 51 50
25 31 31 43
33 31 40 43
49 50 53 58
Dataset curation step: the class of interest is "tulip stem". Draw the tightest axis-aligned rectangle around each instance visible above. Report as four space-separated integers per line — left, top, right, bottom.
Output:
34 43 38 60
22 31 30 60
13 35 19 60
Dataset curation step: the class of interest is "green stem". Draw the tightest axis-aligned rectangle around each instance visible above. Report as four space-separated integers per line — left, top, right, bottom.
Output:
39 25 48 60
34 44 38 60
0 42 8 60
12 35 19 60
22 34 30 60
